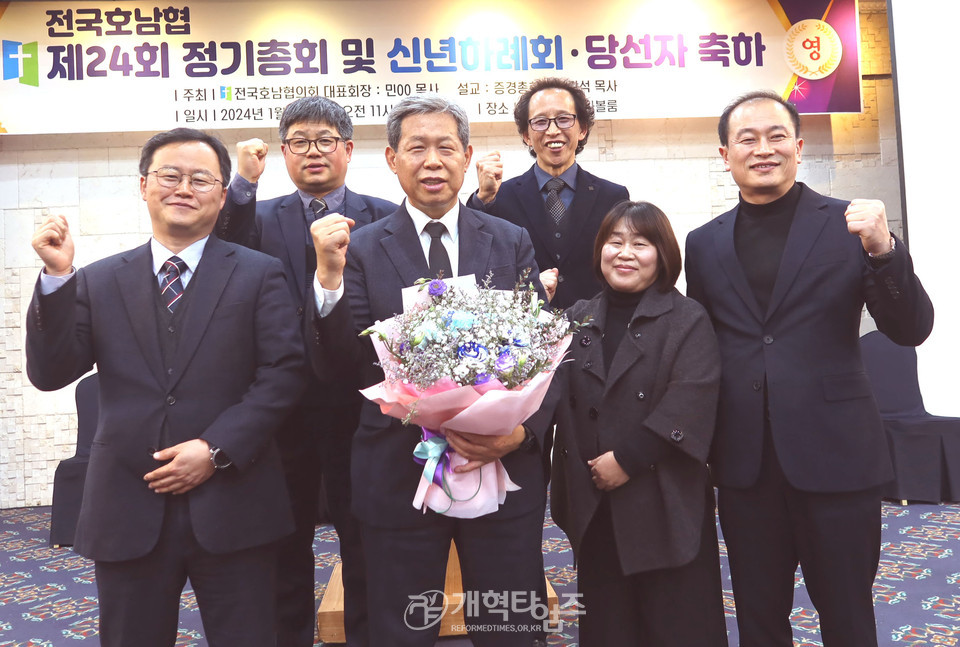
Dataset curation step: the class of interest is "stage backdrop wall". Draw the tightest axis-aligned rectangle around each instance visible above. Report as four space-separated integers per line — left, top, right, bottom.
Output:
0 1 906 507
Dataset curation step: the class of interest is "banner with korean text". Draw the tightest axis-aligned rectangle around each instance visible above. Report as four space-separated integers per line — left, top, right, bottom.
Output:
0 0 860 135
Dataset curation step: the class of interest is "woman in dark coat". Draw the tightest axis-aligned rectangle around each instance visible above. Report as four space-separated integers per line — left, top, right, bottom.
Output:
534 201 727 645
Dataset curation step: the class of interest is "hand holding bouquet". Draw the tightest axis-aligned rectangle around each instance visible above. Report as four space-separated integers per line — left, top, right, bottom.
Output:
361 273 571 518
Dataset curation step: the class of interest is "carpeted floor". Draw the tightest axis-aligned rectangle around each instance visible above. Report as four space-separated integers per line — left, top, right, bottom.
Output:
3 501 960 645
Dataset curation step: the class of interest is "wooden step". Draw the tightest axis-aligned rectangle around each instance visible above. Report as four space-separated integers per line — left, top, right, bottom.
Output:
317 541 559 644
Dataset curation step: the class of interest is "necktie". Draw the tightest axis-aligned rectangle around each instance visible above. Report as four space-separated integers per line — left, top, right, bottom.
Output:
310 197 328 218
160 256 188 312
545 177 566 225
425 221 453 279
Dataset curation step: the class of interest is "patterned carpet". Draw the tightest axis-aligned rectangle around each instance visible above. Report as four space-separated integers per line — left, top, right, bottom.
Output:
3 501 960 645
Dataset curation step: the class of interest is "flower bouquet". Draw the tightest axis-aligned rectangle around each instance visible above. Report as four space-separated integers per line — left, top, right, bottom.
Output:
360 273 572 518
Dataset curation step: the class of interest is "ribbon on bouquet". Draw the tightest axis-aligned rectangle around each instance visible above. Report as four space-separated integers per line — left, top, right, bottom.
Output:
413 428 451 489
412 427 484 512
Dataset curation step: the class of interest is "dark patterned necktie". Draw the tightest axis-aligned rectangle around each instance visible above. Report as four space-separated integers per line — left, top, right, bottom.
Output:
310 197 328 218
545 177 566 225
425 221 453 279
160 256 188 312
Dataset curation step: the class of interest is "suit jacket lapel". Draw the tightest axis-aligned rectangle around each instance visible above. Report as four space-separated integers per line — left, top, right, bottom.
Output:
765 185 830 321
275 192 308 301
515 167 554 254
457 205 493 280
604 290 673 392
169 236 237 387
380 205 432 286
713 207 765 323
560 167 601 261
116 242 165 386
343 187 372 227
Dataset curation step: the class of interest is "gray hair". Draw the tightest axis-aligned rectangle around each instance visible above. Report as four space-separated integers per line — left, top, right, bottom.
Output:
386 94 470 151
279 96 354 140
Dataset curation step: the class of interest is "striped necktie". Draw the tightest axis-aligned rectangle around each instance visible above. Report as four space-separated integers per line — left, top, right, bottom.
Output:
160 256 188 312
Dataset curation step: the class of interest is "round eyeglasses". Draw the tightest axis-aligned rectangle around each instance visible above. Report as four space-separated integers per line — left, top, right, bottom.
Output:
148 169 223 193
283 137 345 155
527 114 578 132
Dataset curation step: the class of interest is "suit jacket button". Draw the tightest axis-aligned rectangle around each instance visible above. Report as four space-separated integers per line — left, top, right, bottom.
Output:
297 306 304 317
580 336 592 347
557 274 564 283
584 361 593 369
636 391 645 400
670 429 683 442
166 395 176 405
762 335 774 345
588 407 599 420
555 232 562 239
634 331 641 338
168 326 176 334
561 447 568 457
753 381 762 391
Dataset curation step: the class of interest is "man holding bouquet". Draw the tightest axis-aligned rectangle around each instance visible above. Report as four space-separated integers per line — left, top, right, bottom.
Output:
309 94 550 646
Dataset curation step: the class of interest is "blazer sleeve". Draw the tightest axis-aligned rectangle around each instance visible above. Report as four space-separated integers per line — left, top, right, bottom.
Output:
615 305 721 473
25 272 94 391
199 259 306 469
307 243 375 392
216 181 261 248
862 234 934 346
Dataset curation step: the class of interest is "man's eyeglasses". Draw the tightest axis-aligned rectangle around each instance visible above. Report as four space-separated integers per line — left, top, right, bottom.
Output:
148 168 223 193
283 137 345 155
527 114 578 132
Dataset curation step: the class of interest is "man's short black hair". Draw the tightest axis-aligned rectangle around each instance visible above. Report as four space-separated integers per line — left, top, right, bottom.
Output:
139 128 231 183
514 77 595 157
718 90 801 146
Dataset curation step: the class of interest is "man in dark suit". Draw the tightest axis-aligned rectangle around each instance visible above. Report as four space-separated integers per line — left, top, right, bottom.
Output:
308 95 551 646
217 96 396 647
684 91 934 646
25 128 304 647
469 77 629 309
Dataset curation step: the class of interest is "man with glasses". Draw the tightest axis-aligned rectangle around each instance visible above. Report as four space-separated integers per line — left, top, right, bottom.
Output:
469 77 629 308
217 96 396 647
25 128 304 646
308 93 549 647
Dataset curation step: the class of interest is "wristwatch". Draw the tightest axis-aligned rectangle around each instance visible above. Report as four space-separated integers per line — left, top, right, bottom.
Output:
208 444 233 470
867 235 896 267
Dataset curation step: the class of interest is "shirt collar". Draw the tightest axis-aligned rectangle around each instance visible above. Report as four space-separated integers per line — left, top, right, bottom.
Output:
151 236 208 276
406 200 460 241
533 162 579 192
298 184 347 214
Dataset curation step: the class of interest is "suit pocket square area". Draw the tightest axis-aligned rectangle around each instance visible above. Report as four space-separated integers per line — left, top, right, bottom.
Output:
821 372 873 401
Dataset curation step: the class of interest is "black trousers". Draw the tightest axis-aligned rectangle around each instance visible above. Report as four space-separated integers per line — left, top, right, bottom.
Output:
275 402 367 647
577 490 728 646
361 506 548 647
718 431 882 647
95 496 276 647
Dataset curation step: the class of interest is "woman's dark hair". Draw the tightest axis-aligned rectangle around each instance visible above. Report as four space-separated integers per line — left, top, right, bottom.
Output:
592 200 682 292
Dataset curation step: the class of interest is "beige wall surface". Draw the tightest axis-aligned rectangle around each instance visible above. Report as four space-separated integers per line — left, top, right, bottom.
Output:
0 1 898 508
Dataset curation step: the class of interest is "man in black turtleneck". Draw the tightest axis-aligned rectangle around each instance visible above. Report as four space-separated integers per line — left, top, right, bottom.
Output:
685 91 934 647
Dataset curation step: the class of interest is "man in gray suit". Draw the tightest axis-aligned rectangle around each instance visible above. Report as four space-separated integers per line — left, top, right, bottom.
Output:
308 95 552 647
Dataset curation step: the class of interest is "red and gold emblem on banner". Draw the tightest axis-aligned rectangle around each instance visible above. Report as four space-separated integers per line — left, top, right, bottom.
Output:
784 19 843 80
